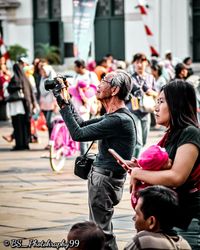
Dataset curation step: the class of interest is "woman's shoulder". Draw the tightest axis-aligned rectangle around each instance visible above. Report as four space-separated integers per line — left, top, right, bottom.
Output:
182 125 200 135
178 125 200 148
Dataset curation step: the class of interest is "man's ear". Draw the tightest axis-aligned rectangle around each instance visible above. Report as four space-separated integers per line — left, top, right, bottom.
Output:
111 86 120 96
147 216 157 230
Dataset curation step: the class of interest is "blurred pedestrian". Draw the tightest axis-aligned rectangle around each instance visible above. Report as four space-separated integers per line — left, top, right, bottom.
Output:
5 63 37 150
151 63 167 92
94 57 109 81
127 53 157 157
163 50 175 80
183 57 193 77
72 59 99 154
39 63 57 148
0 56 11 81
175 63 188 80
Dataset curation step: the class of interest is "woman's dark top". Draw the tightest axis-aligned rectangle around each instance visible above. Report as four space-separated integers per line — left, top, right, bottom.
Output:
159 125 200 229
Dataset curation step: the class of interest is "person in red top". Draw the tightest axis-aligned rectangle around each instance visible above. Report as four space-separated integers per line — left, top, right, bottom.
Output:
0 56 11 121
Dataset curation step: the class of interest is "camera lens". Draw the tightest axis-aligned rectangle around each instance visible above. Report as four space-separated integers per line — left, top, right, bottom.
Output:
44 79 56 90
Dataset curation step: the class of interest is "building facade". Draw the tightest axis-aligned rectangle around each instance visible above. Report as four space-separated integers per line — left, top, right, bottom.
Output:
0 0 199 66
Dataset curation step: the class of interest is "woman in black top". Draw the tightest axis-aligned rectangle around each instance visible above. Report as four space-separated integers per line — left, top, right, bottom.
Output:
124 80 200 250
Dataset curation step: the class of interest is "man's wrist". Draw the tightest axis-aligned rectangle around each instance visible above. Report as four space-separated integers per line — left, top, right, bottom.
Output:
56 95 69 108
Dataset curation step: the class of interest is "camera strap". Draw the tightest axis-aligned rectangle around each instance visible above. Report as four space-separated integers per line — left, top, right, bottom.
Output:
83 141 95 157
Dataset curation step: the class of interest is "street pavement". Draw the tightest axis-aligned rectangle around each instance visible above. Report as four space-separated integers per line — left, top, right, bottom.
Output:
0 119 164 250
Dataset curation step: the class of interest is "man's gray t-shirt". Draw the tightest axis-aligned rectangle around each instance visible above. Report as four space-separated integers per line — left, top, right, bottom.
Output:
60 103 136 174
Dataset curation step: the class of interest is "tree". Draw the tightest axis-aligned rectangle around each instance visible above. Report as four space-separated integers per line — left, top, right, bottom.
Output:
35 43 61 65
8 44 28 62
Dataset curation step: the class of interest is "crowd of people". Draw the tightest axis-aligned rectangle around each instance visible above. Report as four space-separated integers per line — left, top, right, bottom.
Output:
0 51 200 250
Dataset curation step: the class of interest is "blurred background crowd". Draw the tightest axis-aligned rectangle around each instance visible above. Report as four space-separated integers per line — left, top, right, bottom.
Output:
0 50 199 152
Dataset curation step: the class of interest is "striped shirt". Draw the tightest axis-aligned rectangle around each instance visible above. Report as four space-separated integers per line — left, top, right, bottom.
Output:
124 231 191 250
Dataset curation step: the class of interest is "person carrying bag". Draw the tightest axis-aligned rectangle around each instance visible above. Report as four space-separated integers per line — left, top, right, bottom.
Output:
52 70 136 250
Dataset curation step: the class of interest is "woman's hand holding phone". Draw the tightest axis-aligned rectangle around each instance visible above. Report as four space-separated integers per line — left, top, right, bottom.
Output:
108 148 141 174
108 149 133 173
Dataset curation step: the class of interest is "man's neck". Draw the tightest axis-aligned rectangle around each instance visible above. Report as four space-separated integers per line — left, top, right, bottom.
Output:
79 69 87 75
102 97 126 114
137 71 146 77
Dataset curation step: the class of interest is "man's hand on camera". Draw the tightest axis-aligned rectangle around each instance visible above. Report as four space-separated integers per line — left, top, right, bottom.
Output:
52 78 70 108
52 78 65 97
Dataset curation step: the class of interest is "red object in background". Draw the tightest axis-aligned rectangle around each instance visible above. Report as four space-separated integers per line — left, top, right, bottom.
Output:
138 5 147 15
150 46 159 57
31 112 48 132
0 75 6 100
36 112 48 131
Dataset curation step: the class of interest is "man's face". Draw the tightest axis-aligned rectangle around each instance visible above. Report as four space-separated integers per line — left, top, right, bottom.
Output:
180 68 188 78
96 73 114 101
74 65 84 74
133 197 150 232
166 53 172 61
134 59 147 74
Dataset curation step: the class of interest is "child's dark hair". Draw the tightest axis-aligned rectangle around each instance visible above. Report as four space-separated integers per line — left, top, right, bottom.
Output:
74 59 86 68
67 221 105 250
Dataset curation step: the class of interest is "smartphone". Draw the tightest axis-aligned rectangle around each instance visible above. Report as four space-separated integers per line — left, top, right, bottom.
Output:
108 148 129 168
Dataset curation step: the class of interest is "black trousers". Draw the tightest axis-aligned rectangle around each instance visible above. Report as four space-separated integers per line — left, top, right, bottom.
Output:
42 110 53 138
11 114 30 149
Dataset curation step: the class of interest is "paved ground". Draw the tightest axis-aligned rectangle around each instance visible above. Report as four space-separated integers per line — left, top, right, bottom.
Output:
0 119 164 250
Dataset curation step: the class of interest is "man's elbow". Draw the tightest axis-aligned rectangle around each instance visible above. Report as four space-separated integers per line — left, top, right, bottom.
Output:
71 131 84 142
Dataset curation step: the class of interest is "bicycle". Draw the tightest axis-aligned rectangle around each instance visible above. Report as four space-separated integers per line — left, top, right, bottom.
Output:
49 116 80 171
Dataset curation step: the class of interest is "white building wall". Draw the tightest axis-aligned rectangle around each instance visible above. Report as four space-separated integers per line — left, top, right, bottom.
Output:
159 0 189 60
124 0 190 63
125 0 149 63
61 0 74 66
4 0 33 62
61 0 73 42
0 0 192 65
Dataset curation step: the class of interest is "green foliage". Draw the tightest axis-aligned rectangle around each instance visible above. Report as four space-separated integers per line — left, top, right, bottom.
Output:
35 43 61 65
8 44 28 62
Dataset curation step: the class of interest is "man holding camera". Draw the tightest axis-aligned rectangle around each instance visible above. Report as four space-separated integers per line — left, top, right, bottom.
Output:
52 70 136 250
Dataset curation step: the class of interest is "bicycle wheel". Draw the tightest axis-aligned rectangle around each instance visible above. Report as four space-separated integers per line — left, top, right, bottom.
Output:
49 122 66 171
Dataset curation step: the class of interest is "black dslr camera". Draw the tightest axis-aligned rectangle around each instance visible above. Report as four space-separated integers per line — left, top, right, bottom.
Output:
44 75 72 91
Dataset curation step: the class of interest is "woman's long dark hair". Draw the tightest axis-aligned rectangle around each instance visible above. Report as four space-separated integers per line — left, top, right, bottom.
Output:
13 63 26 84
161 79 198 129
160 80 199 143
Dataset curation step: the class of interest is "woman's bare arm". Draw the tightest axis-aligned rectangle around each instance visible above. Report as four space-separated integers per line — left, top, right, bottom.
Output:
129 143 199 192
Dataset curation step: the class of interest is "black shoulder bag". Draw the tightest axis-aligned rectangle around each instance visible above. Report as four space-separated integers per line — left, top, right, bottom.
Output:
74 141 96 180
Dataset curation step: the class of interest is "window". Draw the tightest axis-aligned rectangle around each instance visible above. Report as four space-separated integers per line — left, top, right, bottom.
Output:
113 0 124 16
37 0 48 19
35 0 61 19
52 0 61 18
193 0 200 9
96 0 110 17
96 0 124 17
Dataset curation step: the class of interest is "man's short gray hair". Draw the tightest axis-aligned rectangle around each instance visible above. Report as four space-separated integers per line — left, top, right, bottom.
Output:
110 70 133 100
